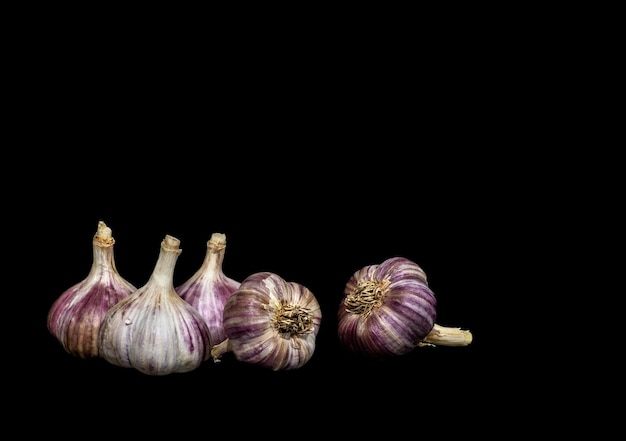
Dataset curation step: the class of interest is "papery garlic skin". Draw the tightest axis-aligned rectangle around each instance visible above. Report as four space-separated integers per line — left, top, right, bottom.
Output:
176 233 240 345
211 272 322 371
47 221 137 359
98 235 212 375
338 257 471 359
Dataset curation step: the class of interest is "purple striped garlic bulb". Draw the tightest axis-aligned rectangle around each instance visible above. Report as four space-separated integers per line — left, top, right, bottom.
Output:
98 235 212 375
47 221 137 359
175 232 240 345
337 257 472 359
211 271 322 371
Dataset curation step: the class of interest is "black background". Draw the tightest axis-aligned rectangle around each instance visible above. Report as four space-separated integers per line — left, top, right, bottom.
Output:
11 6 621 437
12 15 546 437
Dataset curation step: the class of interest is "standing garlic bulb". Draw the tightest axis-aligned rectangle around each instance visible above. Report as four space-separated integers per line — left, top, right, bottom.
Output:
47 221 137 359
175 232 240 345
211 272 322 371
98 235 212 375
337 257 472 359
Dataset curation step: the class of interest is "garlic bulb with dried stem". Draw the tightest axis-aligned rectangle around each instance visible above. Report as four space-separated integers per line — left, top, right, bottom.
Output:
175 232 240 345
98 235 212 375
211 271 322 371
47 221 137 359
337 256 472 359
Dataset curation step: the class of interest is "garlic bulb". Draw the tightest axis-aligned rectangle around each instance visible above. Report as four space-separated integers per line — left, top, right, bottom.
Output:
98 235 212 375
175 232 240 345
47 221 137 359
211 271 322 371
337 257 472 359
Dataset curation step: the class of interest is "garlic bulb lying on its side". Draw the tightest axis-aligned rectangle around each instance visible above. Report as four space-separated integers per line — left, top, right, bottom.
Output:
211 272 322 371
98 235 212 375
337 257 472 359
47 221 137 359
176 232 240 345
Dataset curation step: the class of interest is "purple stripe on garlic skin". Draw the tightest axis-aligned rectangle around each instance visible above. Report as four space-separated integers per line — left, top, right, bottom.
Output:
178 278 239 342
53 282 129 353
212 272 322 371
379 257 428 284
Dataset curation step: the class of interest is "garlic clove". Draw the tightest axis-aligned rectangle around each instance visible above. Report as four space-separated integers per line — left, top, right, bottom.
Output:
175 232 240 345
98 234 213 375
47 221 137 359
211 271 322 371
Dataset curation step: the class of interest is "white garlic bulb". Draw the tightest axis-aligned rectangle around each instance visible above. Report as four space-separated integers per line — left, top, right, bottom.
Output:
47 221 137 359
175 232 240 345
98 235 212 375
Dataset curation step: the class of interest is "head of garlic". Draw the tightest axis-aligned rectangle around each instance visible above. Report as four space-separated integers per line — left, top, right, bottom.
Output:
98 235 213 375
337 256 472 359
47 221 137 359
211 271 322 371
175 232 240 345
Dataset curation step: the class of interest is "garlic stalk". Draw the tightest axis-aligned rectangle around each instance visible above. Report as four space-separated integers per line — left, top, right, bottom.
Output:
211 271 322 371
175 232 240 345
337 256 472 359
98 235 212 375
47 221 137 359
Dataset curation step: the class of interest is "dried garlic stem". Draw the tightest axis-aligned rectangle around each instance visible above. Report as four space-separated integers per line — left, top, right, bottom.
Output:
94 221 115 246
419 324 473 347
211 338 232 363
